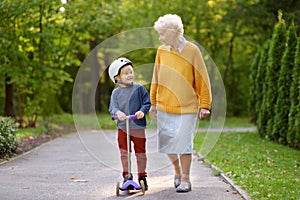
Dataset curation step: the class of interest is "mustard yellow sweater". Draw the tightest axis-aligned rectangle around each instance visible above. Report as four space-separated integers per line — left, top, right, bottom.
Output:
150 42 212 114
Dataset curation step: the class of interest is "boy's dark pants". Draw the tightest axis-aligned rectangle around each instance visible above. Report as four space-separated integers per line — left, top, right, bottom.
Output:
118 129 147 178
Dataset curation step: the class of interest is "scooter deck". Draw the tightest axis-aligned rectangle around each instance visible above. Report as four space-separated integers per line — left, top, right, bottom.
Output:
119 180 142 191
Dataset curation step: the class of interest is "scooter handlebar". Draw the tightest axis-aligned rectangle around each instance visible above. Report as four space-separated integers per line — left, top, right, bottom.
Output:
111 115 137 120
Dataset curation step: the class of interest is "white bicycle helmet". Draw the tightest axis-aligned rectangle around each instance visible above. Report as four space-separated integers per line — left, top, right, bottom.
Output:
108 57 132 83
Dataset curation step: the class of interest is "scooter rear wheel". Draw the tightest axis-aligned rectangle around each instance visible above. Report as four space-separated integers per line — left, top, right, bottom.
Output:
139 180 146 195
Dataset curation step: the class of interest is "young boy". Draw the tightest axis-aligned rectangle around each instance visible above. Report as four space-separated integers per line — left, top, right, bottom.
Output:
108 57 150 190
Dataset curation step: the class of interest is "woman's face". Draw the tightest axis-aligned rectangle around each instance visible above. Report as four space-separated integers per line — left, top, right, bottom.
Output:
158 29 176 46
119 65 134 84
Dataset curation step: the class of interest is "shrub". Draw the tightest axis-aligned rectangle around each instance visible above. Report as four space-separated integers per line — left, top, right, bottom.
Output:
287 37 300 149
0 117 18 158
272 21 297 144
258 11 286 138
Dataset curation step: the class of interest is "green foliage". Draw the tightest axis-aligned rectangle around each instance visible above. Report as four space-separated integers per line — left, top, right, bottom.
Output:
272 21 297 144
253 12 299 149
287 37 300 149
1 0 300 123
0 117 18 158
0 0 73 126
258 11 286 138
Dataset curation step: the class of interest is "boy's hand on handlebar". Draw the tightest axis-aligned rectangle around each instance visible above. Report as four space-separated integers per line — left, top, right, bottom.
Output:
116 111 126 121
135 111 144 119
149 105 157 119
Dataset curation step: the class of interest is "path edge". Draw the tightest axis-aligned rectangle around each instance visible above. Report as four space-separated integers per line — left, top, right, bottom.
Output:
196 153 252 200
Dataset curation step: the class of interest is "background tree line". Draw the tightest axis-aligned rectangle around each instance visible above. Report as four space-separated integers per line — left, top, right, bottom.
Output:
1 0 300 128
250 10 299 149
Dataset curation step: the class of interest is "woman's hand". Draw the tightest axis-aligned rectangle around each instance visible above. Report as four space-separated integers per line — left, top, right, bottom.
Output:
149 105 157 119
199 108 210 119
135 111 145 119
116 111 126 121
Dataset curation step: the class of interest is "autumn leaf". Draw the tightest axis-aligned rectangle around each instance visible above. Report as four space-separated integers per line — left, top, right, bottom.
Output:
267 160 272 167
71 175 77 180
232 191 238 195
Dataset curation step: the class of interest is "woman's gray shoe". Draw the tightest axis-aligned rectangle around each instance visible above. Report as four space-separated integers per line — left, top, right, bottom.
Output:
174 175 181 188
176 182 191 193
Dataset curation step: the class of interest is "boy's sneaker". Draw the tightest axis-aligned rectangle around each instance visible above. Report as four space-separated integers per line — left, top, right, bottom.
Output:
138 176 148 191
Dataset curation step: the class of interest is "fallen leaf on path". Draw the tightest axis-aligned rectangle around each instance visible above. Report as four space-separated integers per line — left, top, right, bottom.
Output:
71 175 77 179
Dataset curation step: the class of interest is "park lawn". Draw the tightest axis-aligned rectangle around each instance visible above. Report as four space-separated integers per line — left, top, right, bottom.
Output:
194 131 300 200
16 113 116 139
16 126 47 140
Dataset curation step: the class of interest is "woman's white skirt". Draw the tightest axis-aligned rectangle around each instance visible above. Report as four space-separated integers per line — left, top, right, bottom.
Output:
157 111 198 154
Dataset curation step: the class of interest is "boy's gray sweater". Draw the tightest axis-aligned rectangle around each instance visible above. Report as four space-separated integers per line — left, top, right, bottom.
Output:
109 83 151 130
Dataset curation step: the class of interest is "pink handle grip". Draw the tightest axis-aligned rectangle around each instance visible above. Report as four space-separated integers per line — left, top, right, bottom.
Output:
111 115 137 120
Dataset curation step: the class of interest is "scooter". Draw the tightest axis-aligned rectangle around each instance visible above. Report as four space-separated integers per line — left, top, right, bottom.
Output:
112 115 146 196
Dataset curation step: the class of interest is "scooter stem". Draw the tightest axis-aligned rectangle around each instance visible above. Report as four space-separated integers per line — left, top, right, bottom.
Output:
126 118 131 177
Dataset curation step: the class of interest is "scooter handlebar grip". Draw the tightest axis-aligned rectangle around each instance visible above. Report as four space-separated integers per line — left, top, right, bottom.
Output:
128 115 137 120
111 115 118 120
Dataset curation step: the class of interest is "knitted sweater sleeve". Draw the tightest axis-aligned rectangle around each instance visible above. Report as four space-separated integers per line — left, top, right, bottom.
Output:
109 89 120 115
193 47 212 110
139 85 151 114
150 50 160 105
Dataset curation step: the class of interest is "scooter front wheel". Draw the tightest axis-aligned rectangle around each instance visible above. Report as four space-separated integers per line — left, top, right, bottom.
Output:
116 182 120 196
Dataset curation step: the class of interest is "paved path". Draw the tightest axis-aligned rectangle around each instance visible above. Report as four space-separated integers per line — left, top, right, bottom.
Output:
0 130 243 200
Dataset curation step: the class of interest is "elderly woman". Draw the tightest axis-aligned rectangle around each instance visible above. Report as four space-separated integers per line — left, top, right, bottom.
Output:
149 14 212 193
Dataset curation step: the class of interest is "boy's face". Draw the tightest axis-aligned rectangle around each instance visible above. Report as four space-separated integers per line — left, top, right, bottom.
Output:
118 65 134 84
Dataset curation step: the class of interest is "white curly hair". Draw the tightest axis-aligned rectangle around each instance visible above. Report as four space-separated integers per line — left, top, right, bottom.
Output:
154 14 184 35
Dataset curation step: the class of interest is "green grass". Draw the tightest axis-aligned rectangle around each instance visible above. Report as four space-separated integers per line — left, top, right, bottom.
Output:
223 117 254 128
16 126 47 140
46 113 75 125
194 131 300 200
196 116 254 129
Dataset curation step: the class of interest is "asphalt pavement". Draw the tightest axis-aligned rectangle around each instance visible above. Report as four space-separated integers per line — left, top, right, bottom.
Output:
0 129 244 200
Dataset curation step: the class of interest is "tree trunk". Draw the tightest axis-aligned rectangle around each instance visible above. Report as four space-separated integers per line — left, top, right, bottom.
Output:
223 34 235 85
4 76 15 117
89 40 101 112
104 53 112 109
